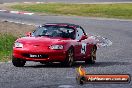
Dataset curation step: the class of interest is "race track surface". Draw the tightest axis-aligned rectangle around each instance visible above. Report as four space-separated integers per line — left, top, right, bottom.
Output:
0 0 131 3
0 6 132 88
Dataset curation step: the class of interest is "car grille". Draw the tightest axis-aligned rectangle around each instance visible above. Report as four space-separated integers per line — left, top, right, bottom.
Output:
22 54 49 59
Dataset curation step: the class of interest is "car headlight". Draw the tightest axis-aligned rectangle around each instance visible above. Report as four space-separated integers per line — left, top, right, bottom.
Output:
14 42 23 48
50 45 63 50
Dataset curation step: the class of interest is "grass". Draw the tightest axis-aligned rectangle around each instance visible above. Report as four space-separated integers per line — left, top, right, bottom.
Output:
11 3 132 19
0 21 34 62
0 34 16 62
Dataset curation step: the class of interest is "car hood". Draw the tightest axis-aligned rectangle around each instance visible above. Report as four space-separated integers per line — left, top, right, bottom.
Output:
16 37 70 46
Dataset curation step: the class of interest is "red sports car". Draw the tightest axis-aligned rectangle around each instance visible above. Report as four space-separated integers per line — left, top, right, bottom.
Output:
12 23 97 67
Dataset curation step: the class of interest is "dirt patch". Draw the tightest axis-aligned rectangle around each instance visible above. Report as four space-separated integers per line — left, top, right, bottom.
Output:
0 3 14 10
0 3 25 11
0 21 35 36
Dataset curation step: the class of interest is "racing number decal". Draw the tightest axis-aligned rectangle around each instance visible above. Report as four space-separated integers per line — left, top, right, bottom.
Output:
81 43 87 54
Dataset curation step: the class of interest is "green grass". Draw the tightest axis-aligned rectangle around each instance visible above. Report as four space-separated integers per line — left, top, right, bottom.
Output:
0 34 16 62
11 3 132 19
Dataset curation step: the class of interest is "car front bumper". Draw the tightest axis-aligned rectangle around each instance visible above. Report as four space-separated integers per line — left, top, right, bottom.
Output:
13 48 67 62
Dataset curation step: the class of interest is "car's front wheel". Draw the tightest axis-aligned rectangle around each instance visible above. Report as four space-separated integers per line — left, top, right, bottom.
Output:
62 48 74 67
12 57 26 67
85 46 97 64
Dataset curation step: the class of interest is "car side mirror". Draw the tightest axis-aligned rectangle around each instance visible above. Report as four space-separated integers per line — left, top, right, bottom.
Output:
78 35 88 42
25 32 32 37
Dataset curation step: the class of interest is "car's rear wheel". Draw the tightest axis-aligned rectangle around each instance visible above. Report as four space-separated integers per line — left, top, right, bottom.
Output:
85 46 97 64
62 48 74 67
12 57 26 67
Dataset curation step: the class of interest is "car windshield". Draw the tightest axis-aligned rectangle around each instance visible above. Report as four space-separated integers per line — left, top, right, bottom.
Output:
32 25 75 39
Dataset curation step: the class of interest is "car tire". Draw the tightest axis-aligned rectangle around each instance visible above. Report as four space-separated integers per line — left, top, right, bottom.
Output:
12 57 26 67
62 48 74 67
85 46 97 64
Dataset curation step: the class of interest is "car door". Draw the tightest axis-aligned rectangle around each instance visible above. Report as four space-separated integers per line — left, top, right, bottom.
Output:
74 27 88 60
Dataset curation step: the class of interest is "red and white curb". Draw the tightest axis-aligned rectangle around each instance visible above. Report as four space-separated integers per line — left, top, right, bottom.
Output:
0 9 34 15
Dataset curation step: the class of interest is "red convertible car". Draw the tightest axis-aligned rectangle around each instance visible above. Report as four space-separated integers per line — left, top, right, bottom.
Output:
12 23 97 67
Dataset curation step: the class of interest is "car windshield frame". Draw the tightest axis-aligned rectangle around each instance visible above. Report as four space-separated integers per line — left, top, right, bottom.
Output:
32 25 75 39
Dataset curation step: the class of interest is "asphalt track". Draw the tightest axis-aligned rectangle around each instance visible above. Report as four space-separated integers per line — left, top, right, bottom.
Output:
0 0 132 87
0 0 132 3
0 11 132 88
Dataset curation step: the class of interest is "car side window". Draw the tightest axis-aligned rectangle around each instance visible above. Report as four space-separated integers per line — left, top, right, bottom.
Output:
76 27 85 40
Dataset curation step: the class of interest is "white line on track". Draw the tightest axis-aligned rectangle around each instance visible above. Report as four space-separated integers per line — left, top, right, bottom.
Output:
58 85 75 88
22 1 132 4
1 20 38 26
